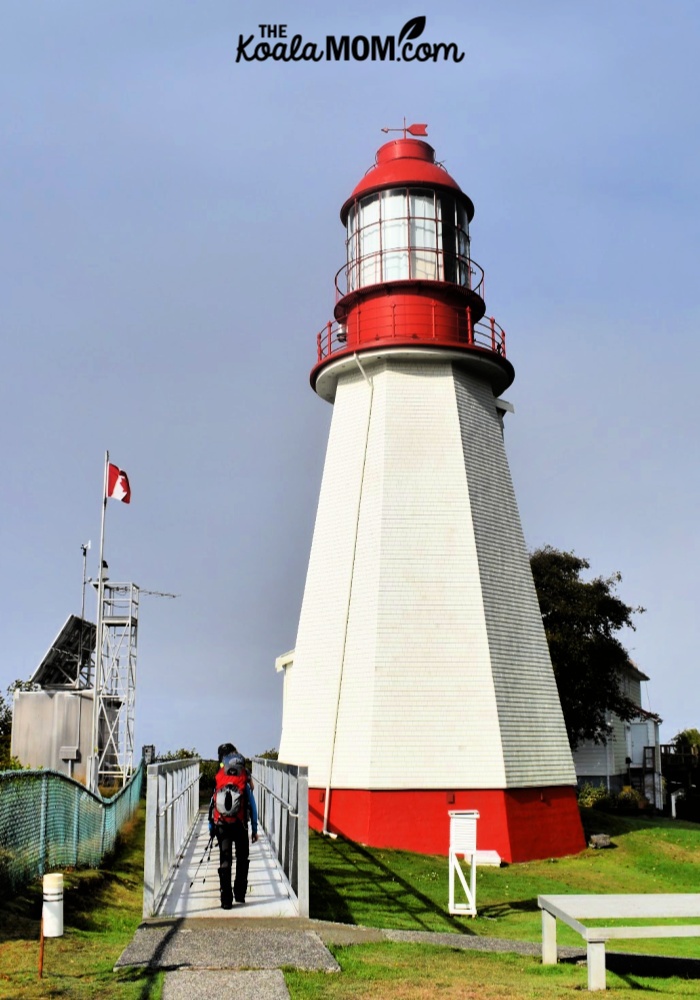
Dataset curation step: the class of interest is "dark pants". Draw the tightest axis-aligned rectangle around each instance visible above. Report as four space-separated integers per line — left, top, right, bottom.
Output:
215 821 250 905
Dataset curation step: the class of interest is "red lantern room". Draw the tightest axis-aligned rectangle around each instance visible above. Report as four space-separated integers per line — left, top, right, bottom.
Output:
312 137 514 402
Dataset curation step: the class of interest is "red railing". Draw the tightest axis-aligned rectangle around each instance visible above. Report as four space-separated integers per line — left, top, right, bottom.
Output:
335 252 485 302
315 307 507 364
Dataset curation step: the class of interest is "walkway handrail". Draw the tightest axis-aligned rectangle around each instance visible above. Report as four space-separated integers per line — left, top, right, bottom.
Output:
143 758 200 917
252 758 309 917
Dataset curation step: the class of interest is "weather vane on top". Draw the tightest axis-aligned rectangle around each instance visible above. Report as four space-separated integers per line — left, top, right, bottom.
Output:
381 119 428 138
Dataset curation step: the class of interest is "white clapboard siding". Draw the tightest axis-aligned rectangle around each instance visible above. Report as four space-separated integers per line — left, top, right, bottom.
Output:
278 357 576 791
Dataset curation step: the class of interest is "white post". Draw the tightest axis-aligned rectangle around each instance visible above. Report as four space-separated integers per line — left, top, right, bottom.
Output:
42 873 64 937
469 854 477 912
143 764 158 917
541 908 558 964
297 766 310 918
587 939 607 991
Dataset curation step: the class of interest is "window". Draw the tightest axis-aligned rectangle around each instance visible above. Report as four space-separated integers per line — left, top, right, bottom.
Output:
346 187 470 291
358 194 381 288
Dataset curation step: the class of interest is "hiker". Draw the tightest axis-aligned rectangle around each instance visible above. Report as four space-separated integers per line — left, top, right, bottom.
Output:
208 742 258 908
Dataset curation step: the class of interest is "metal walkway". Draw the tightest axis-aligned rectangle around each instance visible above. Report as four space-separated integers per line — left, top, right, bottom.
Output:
156 811 298 918
143 758 308 919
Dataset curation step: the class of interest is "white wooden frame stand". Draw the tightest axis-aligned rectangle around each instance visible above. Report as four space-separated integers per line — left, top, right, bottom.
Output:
448 810 502 916
448 810 479 916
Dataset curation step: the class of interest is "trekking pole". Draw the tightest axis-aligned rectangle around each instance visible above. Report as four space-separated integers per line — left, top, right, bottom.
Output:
189 835 214 888
202 835 215 885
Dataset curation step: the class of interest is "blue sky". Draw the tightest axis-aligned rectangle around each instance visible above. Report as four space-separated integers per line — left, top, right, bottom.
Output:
1 1 698 759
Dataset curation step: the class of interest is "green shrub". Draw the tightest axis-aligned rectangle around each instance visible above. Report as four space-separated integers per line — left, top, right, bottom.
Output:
198 758 218 806
199 758 218 788
578 782 651 815
616 785 648 813
578 782 613 810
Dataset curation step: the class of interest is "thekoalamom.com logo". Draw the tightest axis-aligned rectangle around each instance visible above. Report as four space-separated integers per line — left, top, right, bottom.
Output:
236 16 465 64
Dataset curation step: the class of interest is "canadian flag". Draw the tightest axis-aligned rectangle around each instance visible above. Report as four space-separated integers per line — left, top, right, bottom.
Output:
107 463 131 504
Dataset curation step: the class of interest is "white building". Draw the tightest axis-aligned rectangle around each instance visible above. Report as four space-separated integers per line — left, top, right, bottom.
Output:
572 662 663 809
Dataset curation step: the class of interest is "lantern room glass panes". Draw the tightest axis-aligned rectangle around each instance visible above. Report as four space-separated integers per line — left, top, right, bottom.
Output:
409 190 438 280
381 190 408 281
456 203 471 287
346 187 470 292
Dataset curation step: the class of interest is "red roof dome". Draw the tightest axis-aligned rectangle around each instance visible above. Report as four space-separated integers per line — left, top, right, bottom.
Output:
340 138 474 223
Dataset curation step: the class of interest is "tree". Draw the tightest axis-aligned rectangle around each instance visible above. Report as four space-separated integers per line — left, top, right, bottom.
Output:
0 690 12 768
672 729 700 754
155 747 199 761
0 681 35 770
530 546 648 751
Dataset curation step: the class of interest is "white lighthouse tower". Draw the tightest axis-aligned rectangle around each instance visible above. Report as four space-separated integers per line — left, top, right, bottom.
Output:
278 129 585 862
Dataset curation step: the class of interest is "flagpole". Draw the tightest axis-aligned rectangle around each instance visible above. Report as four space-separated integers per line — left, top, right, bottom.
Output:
90 451 109 794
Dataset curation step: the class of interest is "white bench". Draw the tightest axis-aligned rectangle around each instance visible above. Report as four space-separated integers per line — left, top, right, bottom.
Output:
538 893 700 991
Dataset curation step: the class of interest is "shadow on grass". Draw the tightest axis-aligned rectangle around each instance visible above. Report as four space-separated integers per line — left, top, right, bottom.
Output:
607 951 700 984
309 865 356 925
579 808 699 841
0 878 43 942
559 950 700 986
114 966 164 1000
310 833 475 934
477 897 540 920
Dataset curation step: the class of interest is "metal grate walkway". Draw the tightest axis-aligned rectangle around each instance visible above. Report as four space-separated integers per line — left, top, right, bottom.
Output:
156 811 298 918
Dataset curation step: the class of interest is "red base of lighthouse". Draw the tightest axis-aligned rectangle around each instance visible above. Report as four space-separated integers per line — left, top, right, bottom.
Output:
308 787 585 863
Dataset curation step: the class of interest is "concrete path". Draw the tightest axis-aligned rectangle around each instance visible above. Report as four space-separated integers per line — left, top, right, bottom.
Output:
158 812 297 918
161 970 290 1000
115 915 580 975
116 918 342 1000
115 917 580 979
116 919 342 972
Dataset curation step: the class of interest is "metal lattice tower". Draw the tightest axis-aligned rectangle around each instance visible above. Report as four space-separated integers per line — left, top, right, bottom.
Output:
92 582 139 787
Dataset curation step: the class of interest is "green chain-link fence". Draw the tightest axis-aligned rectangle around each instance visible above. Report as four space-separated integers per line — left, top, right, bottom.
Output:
0 764 143 893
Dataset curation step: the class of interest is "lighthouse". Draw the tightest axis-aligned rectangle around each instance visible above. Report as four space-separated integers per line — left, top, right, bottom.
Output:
278 129 585 863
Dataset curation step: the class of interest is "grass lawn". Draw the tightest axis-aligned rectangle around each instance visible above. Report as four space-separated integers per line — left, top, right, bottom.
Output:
308 809 700 956
1 804 700 998
286 940 700 998
0 804 163 1000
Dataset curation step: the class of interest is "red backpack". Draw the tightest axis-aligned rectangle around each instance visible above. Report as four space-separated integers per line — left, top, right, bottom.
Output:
212 754 247 824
